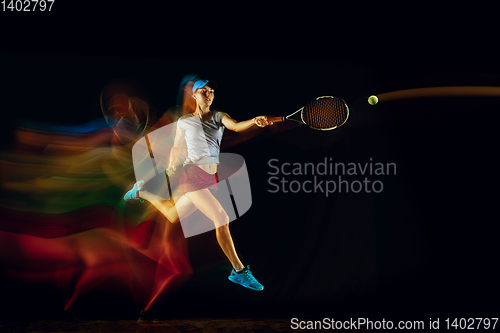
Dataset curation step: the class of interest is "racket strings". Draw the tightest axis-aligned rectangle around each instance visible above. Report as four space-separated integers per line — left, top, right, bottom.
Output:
302 98 348 129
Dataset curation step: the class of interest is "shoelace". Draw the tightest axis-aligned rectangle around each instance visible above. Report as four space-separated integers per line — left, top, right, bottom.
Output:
237 270 257 282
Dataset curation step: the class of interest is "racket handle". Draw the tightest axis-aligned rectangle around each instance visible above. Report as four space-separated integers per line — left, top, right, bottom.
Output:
266 116 285 123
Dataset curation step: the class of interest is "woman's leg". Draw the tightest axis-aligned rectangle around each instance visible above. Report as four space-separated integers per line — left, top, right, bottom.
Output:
215 224 245 271
139 190 196 224
140 186 244 271
185 188 244 271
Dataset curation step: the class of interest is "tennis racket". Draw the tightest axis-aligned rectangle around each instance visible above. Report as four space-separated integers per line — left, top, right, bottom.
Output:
267 96 349 130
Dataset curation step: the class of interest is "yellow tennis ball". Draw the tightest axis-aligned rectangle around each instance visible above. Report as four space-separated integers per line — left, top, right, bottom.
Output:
368 95 378 105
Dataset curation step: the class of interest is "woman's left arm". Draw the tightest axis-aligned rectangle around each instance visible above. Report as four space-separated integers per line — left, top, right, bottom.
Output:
222 114 272 132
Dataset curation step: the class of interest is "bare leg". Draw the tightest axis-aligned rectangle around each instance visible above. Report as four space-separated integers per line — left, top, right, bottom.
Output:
215 224 245 271
139 190 196 223
185 189 244 271
139 187 244 271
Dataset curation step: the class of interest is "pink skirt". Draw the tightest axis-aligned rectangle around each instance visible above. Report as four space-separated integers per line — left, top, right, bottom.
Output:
177 165 218 193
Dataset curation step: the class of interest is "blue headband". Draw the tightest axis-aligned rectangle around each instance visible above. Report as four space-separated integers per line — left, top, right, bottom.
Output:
192 80 209 93
192 80 217 93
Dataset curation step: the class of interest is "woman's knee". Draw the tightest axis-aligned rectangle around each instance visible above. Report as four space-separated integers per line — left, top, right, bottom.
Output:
168 216 180 224
215 222 230 235
214 210 230 228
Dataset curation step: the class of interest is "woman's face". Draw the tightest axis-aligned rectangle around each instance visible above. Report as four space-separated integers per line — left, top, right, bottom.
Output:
193 85 215 108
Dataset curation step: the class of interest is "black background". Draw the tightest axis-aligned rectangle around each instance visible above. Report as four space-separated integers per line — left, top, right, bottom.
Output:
1 1 499 324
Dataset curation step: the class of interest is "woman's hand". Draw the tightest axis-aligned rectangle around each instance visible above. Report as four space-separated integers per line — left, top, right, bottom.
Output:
166 165 177 177
254 116 273 127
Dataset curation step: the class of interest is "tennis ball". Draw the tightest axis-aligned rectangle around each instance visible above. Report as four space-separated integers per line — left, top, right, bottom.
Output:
368 95 378 105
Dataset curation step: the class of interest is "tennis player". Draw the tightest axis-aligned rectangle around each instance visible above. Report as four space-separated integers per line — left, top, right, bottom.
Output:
124 79 270 291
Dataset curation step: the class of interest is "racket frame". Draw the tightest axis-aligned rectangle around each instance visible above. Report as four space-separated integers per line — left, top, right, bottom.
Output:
270 96 349 131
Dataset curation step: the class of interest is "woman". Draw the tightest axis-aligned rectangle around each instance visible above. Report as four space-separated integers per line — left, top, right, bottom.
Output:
124 79 271 291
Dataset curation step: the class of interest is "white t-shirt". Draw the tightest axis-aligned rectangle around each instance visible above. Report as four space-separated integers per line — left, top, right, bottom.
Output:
177 111 226 166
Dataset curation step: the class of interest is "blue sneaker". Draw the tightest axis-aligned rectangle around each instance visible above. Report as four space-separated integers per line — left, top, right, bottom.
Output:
124 180 145 203
228 266 264 291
